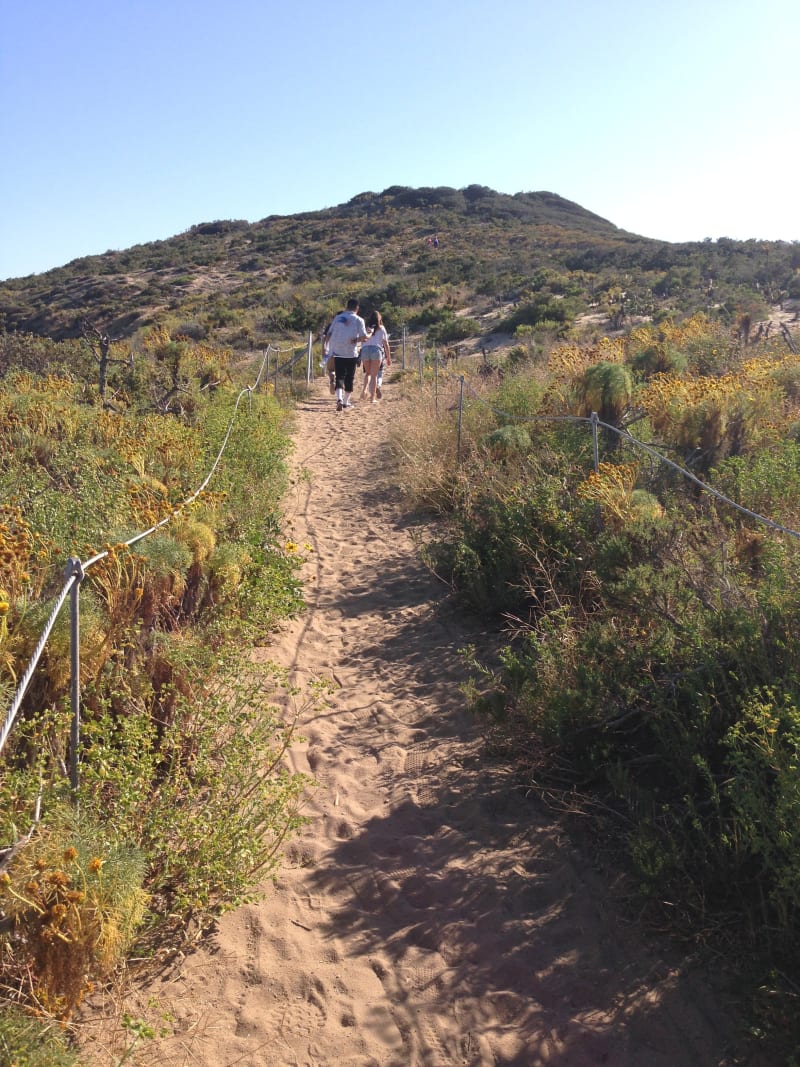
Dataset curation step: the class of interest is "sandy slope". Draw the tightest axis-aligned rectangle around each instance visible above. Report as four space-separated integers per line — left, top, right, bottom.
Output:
85 376 749 1066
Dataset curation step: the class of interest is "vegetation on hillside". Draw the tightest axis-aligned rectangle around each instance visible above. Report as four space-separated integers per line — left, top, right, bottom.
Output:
2 186 798 357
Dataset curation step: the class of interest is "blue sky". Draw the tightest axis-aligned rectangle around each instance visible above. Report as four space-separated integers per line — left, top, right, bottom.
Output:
2 0 798 280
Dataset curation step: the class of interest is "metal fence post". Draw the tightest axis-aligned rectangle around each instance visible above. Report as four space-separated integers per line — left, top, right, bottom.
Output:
434 348 439 416
67 557 85 795
402 325 407 369
457 376 465 464
590 411 602 532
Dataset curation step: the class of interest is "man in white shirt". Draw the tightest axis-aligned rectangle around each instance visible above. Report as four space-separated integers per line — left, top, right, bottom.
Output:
323 298 368 411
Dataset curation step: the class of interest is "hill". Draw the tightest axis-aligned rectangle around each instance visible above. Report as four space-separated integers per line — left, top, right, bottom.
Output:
3 186 800 1063
1 184 799 347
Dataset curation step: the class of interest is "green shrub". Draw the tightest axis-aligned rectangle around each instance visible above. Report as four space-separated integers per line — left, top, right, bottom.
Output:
577 360 633 424
485 424 531 460
0 807 147 1019
424 462 594 616
491 372 546 419
77 653 310 918
713 441 800 528
505 345 528 371
500 296 573 332
723 686 800 937
428 315 480 344
0 1005 79 1066
630 342 688 378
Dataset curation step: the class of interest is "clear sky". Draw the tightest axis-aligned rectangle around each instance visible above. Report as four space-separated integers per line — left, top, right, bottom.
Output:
2 0 798 280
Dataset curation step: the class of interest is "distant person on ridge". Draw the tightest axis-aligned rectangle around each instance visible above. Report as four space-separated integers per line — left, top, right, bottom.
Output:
360 309 391 403
323 298 368 411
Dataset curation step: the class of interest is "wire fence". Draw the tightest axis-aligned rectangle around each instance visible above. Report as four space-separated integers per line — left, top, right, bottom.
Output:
4 333 800 805
0 343 287 787
411 352 800 543
265 335 315 392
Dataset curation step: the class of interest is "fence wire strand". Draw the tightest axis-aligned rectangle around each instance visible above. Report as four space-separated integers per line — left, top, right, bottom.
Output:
0 576 77 756
451 369 800 541
1 347 274 757
5 341 800 763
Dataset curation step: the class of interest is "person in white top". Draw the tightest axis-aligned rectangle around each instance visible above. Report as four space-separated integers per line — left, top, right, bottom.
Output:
323 298 369 411
360 309 391 404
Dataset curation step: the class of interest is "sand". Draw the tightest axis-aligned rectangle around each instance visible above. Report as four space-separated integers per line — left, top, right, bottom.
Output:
84 374 748 1066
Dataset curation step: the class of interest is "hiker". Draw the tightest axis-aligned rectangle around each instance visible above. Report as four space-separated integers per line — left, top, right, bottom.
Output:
323 298 368 411
321 311 342 394
375 346 389 399
360 309 391 403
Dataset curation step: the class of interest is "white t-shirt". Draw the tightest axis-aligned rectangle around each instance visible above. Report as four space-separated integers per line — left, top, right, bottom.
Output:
325 311 367 359
363 325 389 357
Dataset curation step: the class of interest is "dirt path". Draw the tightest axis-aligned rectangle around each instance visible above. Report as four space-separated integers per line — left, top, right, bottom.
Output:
103 376 746 1066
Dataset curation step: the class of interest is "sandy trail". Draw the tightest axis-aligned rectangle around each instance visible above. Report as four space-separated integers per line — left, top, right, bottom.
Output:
102 376 744 1066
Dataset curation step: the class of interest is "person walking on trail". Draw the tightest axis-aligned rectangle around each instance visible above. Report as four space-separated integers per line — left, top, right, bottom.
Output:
321 311 342 395
360 309 391 403
324 298 368 411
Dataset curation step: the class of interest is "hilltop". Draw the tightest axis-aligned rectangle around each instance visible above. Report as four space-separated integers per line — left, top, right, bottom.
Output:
1 185 798 349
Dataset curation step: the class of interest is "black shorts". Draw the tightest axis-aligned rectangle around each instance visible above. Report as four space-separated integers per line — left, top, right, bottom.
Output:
333 356 358 393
